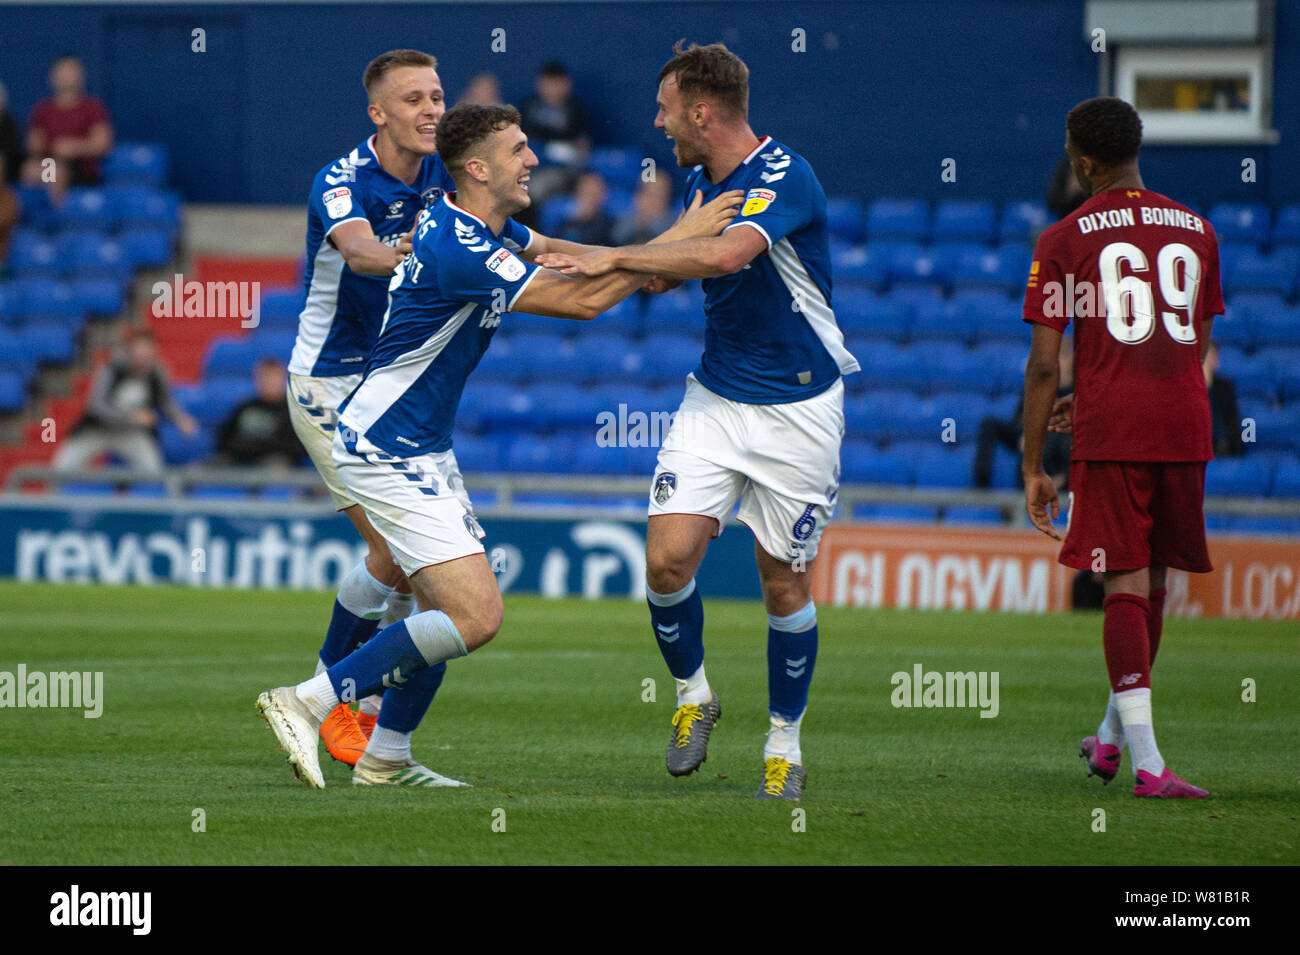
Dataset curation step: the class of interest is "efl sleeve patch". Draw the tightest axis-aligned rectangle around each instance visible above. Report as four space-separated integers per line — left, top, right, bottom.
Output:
485 247 527 282
323 187 353 220
742 188 776 216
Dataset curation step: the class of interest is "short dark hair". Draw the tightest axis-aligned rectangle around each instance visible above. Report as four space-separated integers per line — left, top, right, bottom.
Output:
658 40 748 120
539 60 569 78
1067 96 1142 165
436 104 523 182
363 49 437 99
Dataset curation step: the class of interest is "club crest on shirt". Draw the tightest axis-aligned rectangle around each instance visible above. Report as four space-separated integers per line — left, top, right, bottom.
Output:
385 200 405 219
743 188 776 216
421 186 444 206
323 187 353 220
653 472 677 505
485 247 526 282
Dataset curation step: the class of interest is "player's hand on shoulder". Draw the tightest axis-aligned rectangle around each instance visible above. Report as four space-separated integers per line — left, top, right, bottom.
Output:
1023 471 1061 541
1047 394 1074 434
668 189 744 241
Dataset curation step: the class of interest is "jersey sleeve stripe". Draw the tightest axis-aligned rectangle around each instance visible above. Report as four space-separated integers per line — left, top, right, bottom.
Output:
506 266 542 311
323 216 372 239
724 219 772 250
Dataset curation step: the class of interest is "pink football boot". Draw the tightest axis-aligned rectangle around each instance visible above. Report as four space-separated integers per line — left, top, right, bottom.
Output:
1134 768 1210 799
1080 735 1122 784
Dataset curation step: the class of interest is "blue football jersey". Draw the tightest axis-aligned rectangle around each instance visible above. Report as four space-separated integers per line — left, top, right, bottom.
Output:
337 195 540 458
289 135 532 378
684 136 859 403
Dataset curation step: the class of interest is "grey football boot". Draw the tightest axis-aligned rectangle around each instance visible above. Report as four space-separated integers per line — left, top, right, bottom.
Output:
754 757 806 800
666 692 721 777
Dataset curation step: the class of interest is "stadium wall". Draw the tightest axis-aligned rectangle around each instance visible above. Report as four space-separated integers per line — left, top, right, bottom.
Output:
3 499 1297 619
0 0 1293 207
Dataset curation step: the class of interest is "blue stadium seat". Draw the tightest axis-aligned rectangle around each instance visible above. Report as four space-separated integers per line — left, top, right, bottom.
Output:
0 283 17 324
570 437 631 476
106 185 180 232
251 330 297 362
1248 408 1300 452
1209 202 1270 245
480 388 540 432
911 299 975 345
14 185 55 230
866 198 929 242
856 503 939 522
1272 462 1300 498
1231 357 1278 405
118 227 173 269
586 147 642 190
589 296 644 338
1249 303 1300 347
883 282 944 308
68 278 126 316
1204 457 1271 496
841 442 912 485
189 485 251 500
538 195 578 235
998 200 1049 243
970 341 1025 394
951 289 1024 344
58 233 131 283
929 390 992 434
990 444 1019 489
451 434 504 472
22 322 79 364
513 331 584 379
944 506 1005 525
1212 306 1254 351
159 421 214 465
532 382 604 430
929 345 993 394
1276 362 1300 404
858 346 929 392
932 200 996 244
826 197 866 243
15 278 83 325
505 433 572 473
0 374 26 413
59 187 117 231
1225 248 1298 297
830 242 888 287
198 377 256 427
257 288 305 331
457 381 517 431
950 243 1025 292
605 188 634 220
914 445 975 488
1273 204 1300 246
103 142 169 187
473 337 525 382
9 233 61 278
645 289 701 334
640 334 702 383
203 337 260 379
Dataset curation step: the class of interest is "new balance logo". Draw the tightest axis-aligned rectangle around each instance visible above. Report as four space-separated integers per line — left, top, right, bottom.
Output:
655 623 680 644
1117 672 1143 687
785 656 808 679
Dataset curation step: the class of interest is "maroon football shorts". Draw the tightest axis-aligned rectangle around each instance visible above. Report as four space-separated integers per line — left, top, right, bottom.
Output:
1060 460 1212 574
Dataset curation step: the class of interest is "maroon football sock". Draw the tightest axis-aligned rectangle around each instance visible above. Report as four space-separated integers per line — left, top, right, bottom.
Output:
1102 592 1151 693
1147 587 1166 668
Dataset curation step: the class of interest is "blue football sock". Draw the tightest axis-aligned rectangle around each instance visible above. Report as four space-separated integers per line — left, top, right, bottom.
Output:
647 578 704 680
375 662 446 733
326 611 466 703
767 601 818 720
318 561 393 667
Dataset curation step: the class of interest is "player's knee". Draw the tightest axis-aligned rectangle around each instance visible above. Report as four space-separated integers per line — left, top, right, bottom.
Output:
645 553 692 597
364 540 404 589
761 572 811 617
460 594 504 651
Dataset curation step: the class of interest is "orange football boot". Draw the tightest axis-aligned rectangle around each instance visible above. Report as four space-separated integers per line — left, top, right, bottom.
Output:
355 708 378 740
319 704 368 766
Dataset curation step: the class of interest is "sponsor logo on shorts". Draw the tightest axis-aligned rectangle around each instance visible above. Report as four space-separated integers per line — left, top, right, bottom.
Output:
463 513 485 540
792 504 817 542
652 472 677 505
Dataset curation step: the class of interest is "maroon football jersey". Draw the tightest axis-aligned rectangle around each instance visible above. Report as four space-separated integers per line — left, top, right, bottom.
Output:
1023 187 1224 462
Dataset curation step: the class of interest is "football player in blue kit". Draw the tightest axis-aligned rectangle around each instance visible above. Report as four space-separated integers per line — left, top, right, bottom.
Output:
539 43 859 800
259 103 743 788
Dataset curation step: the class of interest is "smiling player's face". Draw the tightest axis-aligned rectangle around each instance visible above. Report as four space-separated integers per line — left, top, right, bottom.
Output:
373 66 445 156
484 124 539 216
655 75 703 167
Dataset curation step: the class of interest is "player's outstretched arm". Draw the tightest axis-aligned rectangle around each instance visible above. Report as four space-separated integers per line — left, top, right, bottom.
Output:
1022 322 1064 540
330 220 409 277
535 189 750 280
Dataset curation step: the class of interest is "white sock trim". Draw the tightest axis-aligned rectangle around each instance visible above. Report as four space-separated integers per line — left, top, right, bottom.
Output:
295 672 339 722
365 726 412 763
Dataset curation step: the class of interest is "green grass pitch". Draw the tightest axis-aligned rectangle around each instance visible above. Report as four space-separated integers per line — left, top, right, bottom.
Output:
0 580 1295 865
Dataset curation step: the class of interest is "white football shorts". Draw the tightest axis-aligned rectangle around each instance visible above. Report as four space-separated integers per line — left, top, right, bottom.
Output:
287 372 360 510
649 375 844 563
332 436 485 577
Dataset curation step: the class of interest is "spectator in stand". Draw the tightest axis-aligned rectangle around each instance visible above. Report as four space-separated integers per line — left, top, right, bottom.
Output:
517 61 592 224
0 82 24 186
974 336 1073 490
21 56 113 196
53 328 197 474
0 155 19 273
612 174 676 246
1203 341 1245 457
213 358 303 468
558 171 616 247
457 72 502 107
